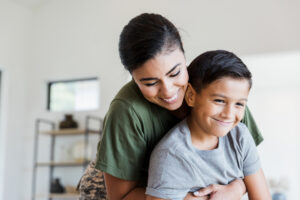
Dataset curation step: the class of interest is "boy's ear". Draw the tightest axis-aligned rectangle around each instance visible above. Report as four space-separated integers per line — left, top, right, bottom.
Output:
185 83 196 107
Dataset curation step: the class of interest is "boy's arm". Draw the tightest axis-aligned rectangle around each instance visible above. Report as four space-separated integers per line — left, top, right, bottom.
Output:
146 194 209 200
244 168 271 200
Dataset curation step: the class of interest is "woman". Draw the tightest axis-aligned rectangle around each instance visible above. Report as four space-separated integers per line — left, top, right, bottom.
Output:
79 13 263 200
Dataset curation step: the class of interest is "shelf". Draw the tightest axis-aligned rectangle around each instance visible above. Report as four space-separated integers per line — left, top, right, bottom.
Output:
37 161 89 167
36 193 79 199
32 116 102 200
39 128 100 136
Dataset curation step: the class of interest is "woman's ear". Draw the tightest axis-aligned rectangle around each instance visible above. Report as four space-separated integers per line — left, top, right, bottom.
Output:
185 83 196 107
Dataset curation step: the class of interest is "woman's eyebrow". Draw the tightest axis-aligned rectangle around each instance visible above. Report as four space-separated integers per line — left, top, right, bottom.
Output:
165 63 180 76
140 77 158 82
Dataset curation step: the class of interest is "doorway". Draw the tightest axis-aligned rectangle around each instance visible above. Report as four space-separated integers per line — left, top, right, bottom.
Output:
0 69 4 200
0 70 3 200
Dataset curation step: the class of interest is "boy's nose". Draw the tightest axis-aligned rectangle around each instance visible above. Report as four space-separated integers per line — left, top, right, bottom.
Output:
220 105 234 119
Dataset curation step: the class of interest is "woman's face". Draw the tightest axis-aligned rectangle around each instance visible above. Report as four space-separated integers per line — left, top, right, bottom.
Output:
132 47 188 110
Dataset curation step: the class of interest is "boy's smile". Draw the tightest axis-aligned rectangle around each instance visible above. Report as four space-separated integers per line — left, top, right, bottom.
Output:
186 77 250 147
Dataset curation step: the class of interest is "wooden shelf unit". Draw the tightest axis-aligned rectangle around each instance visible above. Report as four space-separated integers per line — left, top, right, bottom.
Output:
35 193 80 199
31 116 102 200
36 161 90 167
40 128 99 136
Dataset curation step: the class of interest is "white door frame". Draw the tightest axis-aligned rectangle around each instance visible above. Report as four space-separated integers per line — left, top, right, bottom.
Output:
0 65 8 200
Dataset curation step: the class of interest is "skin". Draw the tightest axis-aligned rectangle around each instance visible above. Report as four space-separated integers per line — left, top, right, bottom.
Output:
104 49 249 200
186 78 250 150
183 77 270 200
132 47 189 111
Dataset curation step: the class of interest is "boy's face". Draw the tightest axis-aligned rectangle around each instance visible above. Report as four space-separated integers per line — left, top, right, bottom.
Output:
186 77 250 138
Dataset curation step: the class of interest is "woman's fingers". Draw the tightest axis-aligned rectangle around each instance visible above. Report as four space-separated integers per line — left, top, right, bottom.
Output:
185 192 210 200
193 184 216 197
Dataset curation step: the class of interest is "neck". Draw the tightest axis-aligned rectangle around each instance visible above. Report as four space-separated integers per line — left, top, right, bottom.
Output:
187 115 219 150
170 101 190 119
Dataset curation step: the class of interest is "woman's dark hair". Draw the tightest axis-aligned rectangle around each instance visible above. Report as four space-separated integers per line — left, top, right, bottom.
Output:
119 13 184 72
188 50 252 93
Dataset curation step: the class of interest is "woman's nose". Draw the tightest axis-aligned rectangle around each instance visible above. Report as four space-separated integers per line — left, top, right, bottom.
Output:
160 80 176 96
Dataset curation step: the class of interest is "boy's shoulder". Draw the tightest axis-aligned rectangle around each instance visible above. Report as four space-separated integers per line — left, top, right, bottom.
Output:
152 119 189 154
226 122 254 147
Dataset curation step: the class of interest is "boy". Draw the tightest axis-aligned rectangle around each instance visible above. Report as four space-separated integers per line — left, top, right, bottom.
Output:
146 50 271 200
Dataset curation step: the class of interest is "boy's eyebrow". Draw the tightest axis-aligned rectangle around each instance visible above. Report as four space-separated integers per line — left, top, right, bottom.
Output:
139 63 181 82
211 94 248 101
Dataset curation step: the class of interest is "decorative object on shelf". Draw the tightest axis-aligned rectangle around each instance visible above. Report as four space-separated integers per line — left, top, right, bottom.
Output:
272 192 286 200
69 140 93 162
65 185 79 194
50 178 65 193
32 116 102 200
59 114 78 129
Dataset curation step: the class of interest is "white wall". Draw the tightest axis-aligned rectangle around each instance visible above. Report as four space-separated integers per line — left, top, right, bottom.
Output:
243 52 300 199
0 1 33 200
0 65 6 200
1 0 300 199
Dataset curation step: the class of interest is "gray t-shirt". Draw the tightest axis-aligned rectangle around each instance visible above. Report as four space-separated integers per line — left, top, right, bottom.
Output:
146 119 261 200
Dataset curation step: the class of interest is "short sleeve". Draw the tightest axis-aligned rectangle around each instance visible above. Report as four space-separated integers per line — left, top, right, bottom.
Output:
146 150 193 200
238 125 261 176
95 100 147 181
241 106 264 146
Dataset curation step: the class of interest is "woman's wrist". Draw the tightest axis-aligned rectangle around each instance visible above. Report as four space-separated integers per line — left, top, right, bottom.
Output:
230 179 246 198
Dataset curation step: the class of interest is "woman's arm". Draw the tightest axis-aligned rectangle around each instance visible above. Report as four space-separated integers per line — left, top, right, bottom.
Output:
104 173 146 200
193 179 246 200
105 172 246 200
146 194 209 200
146 179 245 200
105 172 209 200
105 172 211 200
244 168 271 200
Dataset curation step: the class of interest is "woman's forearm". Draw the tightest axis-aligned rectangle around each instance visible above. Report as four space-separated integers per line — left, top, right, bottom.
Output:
192 179 246 200
104 172 147 200
123 187 146 200
230 179 246 198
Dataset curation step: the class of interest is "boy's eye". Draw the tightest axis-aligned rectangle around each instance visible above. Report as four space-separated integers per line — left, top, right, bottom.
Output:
170 70 180 77
214 99 225 103
236 102 245 107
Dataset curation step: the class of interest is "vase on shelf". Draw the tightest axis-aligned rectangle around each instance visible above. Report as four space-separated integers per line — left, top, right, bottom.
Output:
50 178 65 193
272 192 286 200
59 114 78 129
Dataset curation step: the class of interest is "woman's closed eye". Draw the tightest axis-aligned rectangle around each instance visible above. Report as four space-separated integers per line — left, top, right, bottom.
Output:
170 70 180 77
144 81 158 86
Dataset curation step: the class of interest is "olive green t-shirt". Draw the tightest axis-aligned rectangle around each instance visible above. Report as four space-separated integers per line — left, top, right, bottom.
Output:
95 80 263 185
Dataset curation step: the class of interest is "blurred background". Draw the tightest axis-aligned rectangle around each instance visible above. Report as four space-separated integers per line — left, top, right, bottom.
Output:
0 0 299 199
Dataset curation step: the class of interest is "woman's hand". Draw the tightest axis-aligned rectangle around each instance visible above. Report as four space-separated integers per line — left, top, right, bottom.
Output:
184 192 209 200
192 179 246 200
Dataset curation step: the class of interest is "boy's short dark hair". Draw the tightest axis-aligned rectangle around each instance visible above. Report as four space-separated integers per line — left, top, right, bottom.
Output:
188 50 252 93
